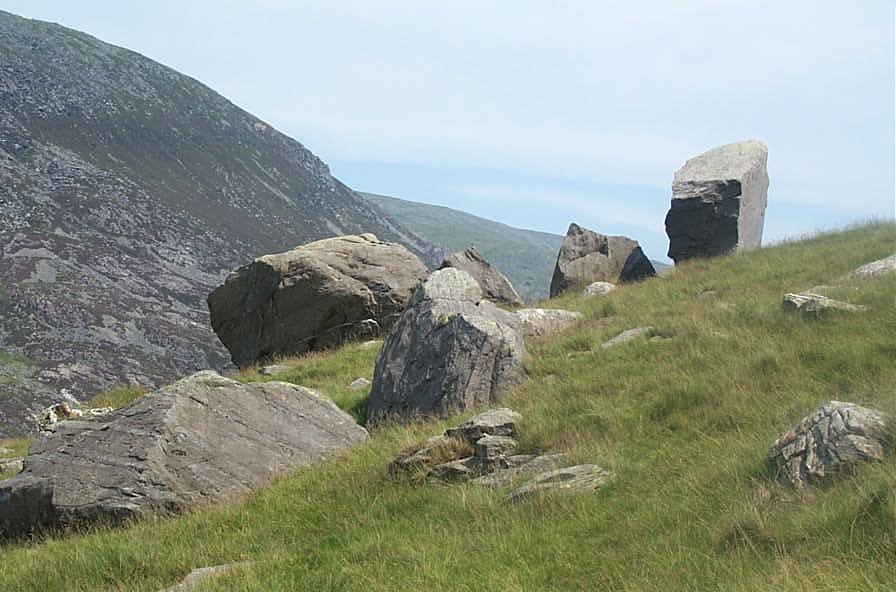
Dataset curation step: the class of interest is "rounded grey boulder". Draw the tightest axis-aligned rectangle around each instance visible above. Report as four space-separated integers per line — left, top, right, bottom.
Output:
439 247 523 307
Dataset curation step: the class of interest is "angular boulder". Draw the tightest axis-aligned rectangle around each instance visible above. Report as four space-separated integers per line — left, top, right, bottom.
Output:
0 371 367 538
367 269 527 425
666 140 769 264
769 401 890 488
440 247 523 307
207 233 429 367
549 223 655 297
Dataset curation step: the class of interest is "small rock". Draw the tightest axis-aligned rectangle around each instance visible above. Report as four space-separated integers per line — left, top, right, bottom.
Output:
0 458 23 475
599 326 653 350
514 308 582 338
445 408 522 444
782 292 865 314
160 563 250 592
388 435 470 475
259 364 290 376
348 378 371 390
769 401 890 488
851 254 896 279
583 281 616 297
472 454 567 488
474 434 518 460
427 459 475 483
505 464 614 503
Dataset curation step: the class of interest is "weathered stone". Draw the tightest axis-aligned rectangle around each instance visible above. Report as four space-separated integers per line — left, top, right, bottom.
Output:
505 464 614 503
259 364 290 376
367 271 526 425
160 563 251 592
471 454 568 488
514 308 582 338
208 234 429 367
666 140 769 264
600 326 653 350
550 223 655 297
769 401 890 488
440 247 523 307
348 377 371 390
851 254 896 279
474 434 518 460
0 371 367 538
388 435 471 475
782 292 865 314
583 281 616 297
427 459 475 483
444 408 523 444
0 458 23 476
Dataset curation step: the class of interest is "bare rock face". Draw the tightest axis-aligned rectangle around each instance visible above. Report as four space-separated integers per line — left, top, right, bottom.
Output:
666 140 769 264
440 247 523 307
0 371 367 538
769 401 890 488
367 269 527 426
208 234 429 367
550 223 655 297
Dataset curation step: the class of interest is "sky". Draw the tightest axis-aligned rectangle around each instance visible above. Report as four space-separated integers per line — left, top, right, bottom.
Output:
2 1 894 262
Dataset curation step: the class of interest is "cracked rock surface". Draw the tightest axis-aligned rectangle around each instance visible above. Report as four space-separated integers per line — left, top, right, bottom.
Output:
0 371 367 538
769 401 890 488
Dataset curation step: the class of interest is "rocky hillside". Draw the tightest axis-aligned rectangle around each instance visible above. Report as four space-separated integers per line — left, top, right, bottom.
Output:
0 10 438 437
362 193 563 301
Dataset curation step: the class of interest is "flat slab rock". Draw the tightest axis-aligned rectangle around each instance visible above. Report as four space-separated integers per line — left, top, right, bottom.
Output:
0 371 368 538
505 464 614 503
769 401 890 488
851 254 896 279
782 292 865 314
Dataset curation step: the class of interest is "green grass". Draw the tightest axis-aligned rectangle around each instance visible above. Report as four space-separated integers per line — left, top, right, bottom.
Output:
0 222 894 591
87 385 149 410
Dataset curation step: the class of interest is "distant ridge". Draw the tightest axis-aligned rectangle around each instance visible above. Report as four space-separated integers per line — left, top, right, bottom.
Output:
0 10 439 436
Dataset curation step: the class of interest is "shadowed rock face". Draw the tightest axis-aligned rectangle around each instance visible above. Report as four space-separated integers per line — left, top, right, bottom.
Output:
367 269 527 426
439 247 523 307
549 223 655 297
0 10 439 437
208 234 429 368
665 140 769 264
0 371 368 539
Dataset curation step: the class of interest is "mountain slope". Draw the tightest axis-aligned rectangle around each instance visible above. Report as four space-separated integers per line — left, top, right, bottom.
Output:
1 222 893 590
0 11 438 436
362 193 563 301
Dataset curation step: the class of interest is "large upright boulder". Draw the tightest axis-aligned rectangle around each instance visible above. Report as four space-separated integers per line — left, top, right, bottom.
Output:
439 247 523 307
549 223 655 297
665 140 769 264
0 371 367 538
367 269 527 426
207 234 429 367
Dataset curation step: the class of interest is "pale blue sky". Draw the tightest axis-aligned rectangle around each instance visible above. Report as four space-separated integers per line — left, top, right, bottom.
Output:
2 1 894 261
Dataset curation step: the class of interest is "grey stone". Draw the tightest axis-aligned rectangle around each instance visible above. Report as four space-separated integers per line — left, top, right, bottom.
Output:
782 292 865 314
583 281 616 297
471 454 567 488
259 364 291 376
666 140 769 264
208 234 428 367
769 401 890 488
0 458 23 476
851 254 896 279
388 434 468 475
475 434 518 460
600 326 653 350
444 408 523 443
550 223 656 297
160 563 251 592
427 459 475 483
440 247 523 307
505 464 614 503
514 308 582 338
348 377 372 390
0 371 367 538
367 271 527 425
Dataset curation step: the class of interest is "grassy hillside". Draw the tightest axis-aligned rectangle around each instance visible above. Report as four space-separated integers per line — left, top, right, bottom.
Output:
1 221 894 591
363 192 564 301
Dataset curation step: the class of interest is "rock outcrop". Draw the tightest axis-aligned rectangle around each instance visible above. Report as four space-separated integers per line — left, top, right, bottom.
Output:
851 254 896 279
0 371 367 538
665 140 769 264
367 270 527 425
550 223 655 297
768 401 890 488
782 292 865 315
505 464 614 503
439 247 523 307
208 234 429 367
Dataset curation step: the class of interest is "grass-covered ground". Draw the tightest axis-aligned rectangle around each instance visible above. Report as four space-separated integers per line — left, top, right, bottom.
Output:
1 222 894 591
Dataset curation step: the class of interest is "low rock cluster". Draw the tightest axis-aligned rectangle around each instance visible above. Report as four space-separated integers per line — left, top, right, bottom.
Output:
389 409 613 503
